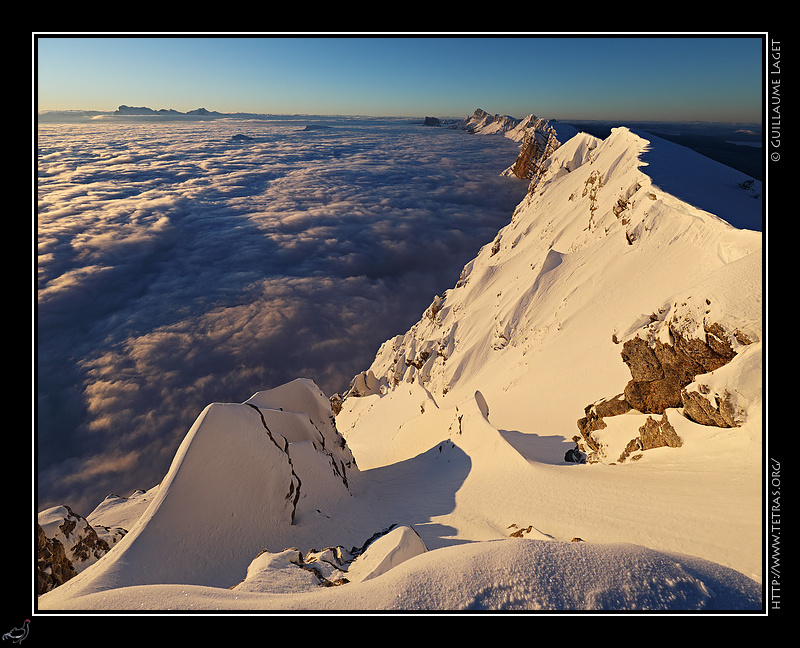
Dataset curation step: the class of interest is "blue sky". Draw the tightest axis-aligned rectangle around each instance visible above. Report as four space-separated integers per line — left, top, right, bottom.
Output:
36 34 765 123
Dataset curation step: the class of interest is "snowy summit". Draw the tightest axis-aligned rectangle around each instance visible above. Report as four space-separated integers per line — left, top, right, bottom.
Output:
37 110 764 612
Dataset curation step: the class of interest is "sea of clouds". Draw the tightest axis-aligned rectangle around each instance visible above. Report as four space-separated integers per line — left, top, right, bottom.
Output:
37 115 529 514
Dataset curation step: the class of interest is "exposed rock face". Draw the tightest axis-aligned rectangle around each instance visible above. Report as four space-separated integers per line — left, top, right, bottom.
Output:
619 413 682 463
37 524 77 595
621 321 736 415
507 121 561 182
638 413 681 449
681 387 739 428
330 392 344 415
576 394 631 461
422 116 441 126
575 314 750 463
37 505 114 595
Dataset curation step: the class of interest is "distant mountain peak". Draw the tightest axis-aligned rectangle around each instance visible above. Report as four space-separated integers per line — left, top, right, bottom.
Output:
114 104 221 116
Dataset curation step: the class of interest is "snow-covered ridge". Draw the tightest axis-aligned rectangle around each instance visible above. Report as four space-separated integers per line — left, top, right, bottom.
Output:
38 116 764 611
345 126 761 404
449 108 576 144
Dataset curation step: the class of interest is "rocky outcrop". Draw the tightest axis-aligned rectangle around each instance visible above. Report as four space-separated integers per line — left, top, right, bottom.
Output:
574 313 752 463
507 121 561 182
638 413 681 449
330 392 344 415
618 413 682 463
681 387 739 428
621 321 736 415
37 505 116 595
575 394 632 462
37 524 76 595
423 116 441 126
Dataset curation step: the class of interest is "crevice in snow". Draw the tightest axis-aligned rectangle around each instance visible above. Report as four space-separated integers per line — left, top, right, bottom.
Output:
245 403 302 523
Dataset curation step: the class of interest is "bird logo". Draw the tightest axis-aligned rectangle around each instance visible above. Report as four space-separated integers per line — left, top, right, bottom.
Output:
2 620 29 644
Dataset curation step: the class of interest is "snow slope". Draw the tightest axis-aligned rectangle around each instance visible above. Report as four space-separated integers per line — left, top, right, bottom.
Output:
38 125 764 612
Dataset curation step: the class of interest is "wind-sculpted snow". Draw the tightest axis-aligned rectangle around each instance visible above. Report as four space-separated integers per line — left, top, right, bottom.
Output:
38 384 762 610
40 379 356 594
41 536 761 611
